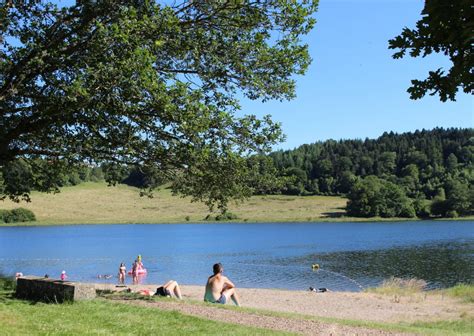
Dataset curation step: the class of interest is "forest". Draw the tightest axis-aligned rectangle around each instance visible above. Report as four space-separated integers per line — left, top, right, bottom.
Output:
1 128 472 219
266 128 473 218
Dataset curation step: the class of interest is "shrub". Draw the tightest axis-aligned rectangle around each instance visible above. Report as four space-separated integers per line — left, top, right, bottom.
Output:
68 172 82 186
204 212 238 221
215 212 238 221
0 208 36 223
413 198 431 218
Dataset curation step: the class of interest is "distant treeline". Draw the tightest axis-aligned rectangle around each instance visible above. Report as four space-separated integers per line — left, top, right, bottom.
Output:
1 128 472 219
266 127 473 218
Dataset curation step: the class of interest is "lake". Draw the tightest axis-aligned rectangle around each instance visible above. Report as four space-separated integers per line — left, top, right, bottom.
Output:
0 221 472 291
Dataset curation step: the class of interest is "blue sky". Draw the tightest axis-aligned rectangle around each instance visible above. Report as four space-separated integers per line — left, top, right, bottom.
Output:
239 0 473 150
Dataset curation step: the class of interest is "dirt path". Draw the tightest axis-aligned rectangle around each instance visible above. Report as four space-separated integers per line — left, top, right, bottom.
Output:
117 299 414 336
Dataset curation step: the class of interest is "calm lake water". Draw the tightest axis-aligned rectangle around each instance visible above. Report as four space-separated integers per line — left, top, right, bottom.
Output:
0 221 472 291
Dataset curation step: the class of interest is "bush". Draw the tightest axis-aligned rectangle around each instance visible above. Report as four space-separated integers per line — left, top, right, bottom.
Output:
346 176 415 218
68 172 82 186
204 212 239 221
413 198 431 218
446 210 459 218
215 212 238 221
0 208 36 223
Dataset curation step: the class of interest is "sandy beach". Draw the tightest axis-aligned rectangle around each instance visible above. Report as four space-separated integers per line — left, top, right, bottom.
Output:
92 283 472 335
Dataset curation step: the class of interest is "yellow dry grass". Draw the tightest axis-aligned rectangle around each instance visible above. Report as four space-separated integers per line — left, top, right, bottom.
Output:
0 182 353 225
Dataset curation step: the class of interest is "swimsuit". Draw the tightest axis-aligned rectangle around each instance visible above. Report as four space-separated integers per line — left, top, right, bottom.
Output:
216 294 227 304
155 286 171 297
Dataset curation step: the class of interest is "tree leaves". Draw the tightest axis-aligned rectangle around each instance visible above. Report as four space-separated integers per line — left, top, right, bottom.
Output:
389 0 473 101
0 1 317 210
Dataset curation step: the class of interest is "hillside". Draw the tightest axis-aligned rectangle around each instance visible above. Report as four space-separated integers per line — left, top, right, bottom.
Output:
1 182 355 225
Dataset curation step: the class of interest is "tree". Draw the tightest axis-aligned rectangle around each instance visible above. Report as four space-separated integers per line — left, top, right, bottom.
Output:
346 176 383 217
444 178 471 216
245 155 284 195
377 152 396 175
346 176 415 218
389 0 473 101
0 1 317 208
336 171 357 194
282 167 307 195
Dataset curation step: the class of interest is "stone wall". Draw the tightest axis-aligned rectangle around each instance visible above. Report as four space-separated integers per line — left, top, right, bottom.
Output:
16 276 96 303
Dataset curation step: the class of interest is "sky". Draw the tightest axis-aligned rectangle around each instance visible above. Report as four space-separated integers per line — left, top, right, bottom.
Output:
238 0 473 150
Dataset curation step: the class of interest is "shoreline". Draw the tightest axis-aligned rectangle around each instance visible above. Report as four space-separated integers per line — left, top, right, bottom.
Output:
91 282 471 324
2 217 474 227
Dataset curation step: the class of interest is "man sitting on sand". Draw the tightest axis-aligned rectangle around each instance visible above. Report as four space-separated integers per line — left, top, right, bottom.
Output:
204 263 240 306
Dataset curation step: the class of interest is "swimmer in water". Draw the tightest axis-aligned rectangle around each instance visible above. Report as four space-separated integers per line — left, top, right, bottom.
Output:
118 262 126 284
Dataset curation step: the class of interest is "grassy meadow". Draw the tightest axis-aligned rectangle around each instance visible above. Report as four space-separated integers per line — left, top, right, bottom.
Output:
2 182 472 225
0 182 353 225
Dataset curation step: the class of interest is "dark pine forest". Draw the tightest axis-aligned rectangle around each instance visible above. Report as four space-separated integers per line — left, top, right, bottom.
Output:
265 128 473 218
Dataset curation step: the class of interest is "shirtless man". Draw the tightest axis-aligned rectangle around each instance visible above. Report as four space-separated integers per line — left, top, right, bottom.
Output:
204 263 241 306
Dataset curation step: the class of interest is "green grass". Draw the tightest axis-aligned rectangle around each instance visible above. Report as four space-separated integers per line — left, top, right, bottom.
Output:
100 290 474 336
2 279 473 336
0 280 290 336
442 284 474 303
0 181 437 225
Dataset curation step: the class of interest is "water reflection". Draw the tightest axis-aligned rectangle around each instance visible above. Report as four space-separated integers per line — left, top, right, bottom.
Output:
290 241 474 289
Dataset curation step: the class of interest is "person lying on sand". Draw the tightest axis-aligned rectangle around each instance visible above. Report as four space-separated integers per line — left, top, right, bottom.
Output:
309 286 330 293
155 280 183 299
124 281 182 299
204 263 241 306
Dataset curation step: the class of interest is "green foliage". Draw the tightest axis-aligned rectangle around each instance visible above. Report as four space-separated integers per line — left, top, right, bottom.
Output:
443 284 474 303
0 159 104 201
346 176 415 218
205 212 239 221
245 156 285 195
0 171 4 195
431 177 472 217
336 171 357 194
388 0 473 101
412 197 431 218
89 167 104 182
1 159 34 201
0 0 317 210
0 208 36 223
215 212 239 221
268 128 473 218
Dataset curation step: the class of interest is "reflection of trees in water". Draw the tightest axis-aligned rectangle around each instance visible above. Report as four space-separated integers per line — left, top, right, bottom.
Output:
291 242 474 288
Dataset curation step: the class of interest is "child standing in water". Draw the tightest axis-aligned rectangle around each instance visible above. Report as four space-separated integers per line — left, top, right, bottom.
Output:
137 254 143 269
118 262 126 284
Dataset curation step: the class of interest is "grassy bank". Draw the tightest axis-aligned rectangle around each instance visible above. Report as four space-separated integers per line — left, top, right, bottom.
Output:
0 182 443 225
0 279 287 336
2 278 472 336
0 299 289 335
